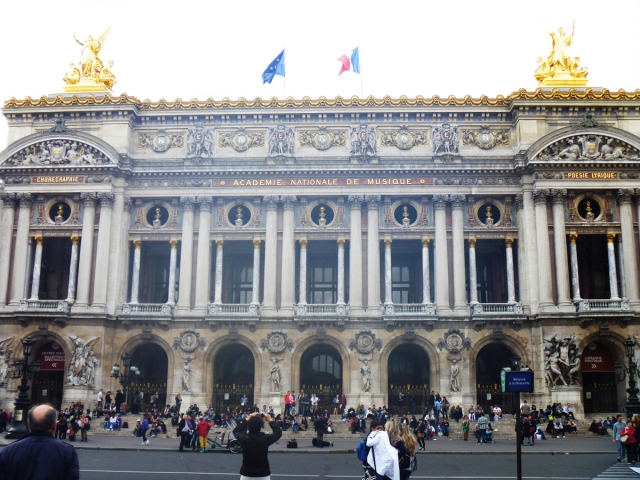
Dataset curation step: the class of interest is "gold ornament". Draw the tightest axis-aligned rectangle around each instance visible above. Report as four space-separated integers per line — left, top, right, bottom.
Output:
63 27 117 93
535 21 588 87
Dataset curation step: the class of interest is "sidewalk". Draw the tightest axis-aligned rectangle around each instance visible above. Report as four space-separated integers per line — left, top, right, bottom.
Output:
0 431 618 455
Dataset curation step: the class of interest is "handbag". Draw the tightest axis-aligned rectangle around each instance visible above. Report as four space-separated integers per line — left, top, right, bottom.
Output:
621 435 629 443
417 432 425 438
66 428 72 435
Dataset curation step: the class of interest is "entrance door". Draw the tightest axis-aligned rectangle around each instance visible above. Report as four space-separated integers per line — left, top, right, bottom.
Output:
582 342 617 413
130 343 168 409
212 344 255 412
475 343 517 415
300 344 342 408
387 344 429 415
32 341 66 409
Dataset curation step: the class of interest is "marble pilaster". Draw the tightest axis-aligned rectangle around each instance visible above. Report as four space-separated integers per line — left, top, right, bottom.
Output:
9 194 33 305
298 239 307 305
422 239 431 304
514 197 530 311
522 189 540 314
66 236 80 303
348 195 364 315
130 240 142 304
177 196 196 311
366 195 381 314
262 196 279 315
0 196 16 305
617 236 627 299
337 239 346 305
29 236 43 300
23 237 34 300
213 240 224 304
551 190 572 308
166 240 178 305
533 189 554 309
468 238 478 304
384 238 392 306
251 240 261 305
280 195 296 316
451 195 467 311
607 234 620 300
194 197 213 311
618 190 639 306
92 192 115 308
75 193 97 307
569 234 581 302
506 238 516 303
433 195 450 312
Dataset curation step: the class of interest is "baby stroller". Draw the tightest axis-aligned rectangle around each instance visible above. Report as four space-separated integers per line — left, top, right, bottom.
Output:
361 464 375 480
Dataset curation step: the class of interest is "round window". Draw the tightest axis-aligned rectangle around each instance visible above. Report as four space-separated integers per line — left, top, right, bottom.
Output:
228 204 251 227
577 198 600 222
393 204 417 226
310 204 334 226
478 203 501 226
146 205 169 227
49 202 71 224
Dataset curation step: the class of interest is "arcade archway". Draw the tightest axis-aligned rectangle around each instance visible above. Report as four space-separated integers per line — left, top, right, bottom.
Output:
582 341 617 413
130 343 168 409
31 341 66 409
300 344 343 408
212 344 255 412
476 343 517 414
387 344 430 415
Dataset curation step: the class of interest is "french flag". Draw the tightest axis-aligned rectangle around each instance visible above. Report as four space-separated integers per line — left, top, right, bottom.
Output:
337 47 360 75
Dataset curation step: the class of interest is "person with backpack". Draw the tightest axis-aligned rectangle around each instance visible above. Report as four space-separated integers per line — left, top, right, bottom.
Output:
398 424 417 479
366 420 400 480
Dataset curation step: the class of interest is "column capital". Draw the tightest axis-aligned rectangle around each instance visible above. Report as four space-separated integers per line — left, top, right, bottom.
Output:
569 233 578 243
0 193 16 206
98 192 115 208
468 238 477 247
607 233 616 243
366 195 381 209
618 189 634 204
348 195 365 208
71 235 79 245
635 189 640 205
264 195 280 210
514 194 524 211
281 195 297 210
216 239 224 248
505 238 514 248
337 238 345 247
253 239 262 248
384 238 392 247
433 195 448 210
16 192 33 208
197 196 214 211
551 189 567 204
133 239 142 248
179 196 197 211
421 238 431 247
123 196 133 211
299 239 308 248
532 189 549 205
450 194 466 209
80 192 98 207
170 239 178 248
34 236 43 246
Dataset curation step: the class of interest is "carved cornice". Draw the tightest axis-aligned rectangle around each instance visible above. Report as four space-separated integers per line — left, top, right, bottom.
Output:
179 196 197 210
0 193 16 207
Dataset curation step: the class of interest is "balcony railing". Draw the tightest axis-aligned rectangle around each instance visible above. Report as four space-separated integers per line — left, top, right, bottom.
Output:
384 304 437 315
294 304 348 315
208 303 261 315
19 300 69 313
121 303 174 315
472 303 523 315
577 299 630 312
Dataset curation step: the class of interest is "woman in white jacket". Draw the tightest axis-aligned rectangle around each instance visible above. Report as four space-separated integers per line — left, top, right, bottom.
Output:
366 420 400 480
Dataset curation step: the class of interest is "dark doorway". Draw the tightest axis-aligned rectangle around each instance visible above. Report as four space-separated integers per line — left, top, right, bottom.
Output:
39 238 72 300
388 344 430 415
213 344 255 412
31 341 66 410
139 243 171 304
130 343 168 409
300 344 342 407
476 343 517 414
582 342 617 413
576 235 611 299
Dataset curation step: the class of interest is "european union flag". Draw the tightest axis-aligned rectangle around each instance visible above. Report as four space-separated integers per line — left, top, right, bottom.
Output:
262 50 285 84
350 47 360 74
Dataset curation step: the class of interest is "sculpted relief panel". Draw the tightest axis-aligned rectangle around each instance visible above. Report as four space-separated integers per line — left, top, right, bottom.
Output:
536 135 640 162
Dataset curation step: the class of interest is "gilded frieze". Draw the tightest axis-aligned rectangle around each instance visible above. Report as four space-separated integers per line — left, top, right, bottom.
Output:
380 126 428 150
461 127 509 149
218 130 264 152
298 128 346 151
138 131 184 152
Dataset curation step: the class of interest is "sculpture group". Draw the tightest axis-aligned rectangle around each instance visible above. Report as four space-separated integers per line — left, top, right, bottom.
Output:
535 22 588 85
63 28 117 91
538 135 640 162
67 335 99 386
544 334 581 386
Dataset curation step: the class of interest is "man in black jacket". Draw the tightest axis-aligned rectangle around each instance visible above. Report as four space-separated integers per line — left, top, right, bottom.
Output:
0 404 79 480
114 390 125 413
233 413 281 478
177 414 194 452
314 413 327 448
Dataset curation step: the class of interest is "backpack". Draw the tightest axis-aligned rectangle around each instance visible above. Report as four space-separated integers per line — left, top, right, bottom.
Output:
122 421 129 429
286 439 297 449
356 439 368 462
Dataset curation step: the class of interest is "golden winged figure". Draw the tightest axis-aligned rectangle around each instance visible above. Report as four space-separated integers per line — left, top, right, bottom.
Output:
64 26 117 92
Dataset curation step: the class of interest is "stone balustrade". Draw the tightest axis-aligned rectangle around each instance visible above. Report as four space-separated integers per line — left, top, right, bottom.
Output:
471 303 523 315
577 299 630 312
19 299 69 313
121 303 174 315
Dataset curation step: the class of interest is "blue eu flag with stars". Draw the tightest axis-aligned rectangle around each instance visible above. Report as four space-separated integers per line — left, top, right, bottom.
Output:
262 50 285 84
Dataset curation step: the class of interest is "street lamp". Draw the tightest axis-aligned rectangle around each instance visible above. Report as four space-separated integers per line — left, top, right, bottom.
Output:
511 355 522 480
5 338 41 439
110 353 140 412
624 336 640 421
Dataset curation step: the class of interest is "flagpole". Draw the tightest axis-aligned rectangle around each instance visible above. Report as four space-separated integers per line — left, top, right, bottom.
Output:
358 44 363 99
283 44 287 100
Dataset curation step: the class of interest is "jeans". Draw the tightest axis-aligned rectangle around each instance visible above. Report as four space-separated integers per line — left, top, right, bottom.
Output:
626 443 637 463
478 429 486 444
442 409 448 420
443 425 449 437
141 429 148 442
617 439 627 459
316 430 324 447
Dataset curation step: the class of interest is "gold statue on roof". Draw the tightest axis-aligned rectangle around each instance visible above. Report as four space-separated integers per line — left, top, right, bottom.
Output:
535 21 588 87
63 27 117 93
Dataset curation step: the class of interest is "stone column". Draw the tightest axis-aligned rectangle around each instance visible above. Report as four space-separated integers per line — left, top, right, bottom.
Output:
422 239 431 304
607 234 620 300
130 240 142 304
29 236 44 300
366 195 381 314
514 197 530 310
251 240 261 305
522 189 540 313
618 190 639 305
337 239 346 305
505 238 516 304
194 197 213 311
262 196 279 315
177 196 196 311
468 238 478 304
384 238 392 306
433 195 450 311
167 240 178 305
533 189 554 308
569 233 581 302
280 195 296 316
23 237 34 300
66 236 80 303
9 194 33 305
348 195 364 315
298 239 307 305
75 193 97 307
551 190 572 307
451 195 467 311
617 236 627 299
213 239 224 304
92 192 114 308
0 195 16 305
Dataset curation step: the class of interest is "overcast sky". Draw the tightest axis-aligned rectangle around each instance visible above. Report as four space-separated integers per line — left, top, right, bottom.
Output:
1 0 639 151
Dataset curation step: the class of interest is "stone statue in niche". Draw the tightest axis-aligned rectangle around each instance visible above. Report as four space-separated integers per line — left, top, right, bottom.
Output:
484 205 494 227
269 357 282 393
359 357 372 393
153 207 162 229
318 206 327 227
182 355 193 392
235 207 244 229
54 205 65 224
402 206 411 228
67 335 100 386
450 359 460 392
